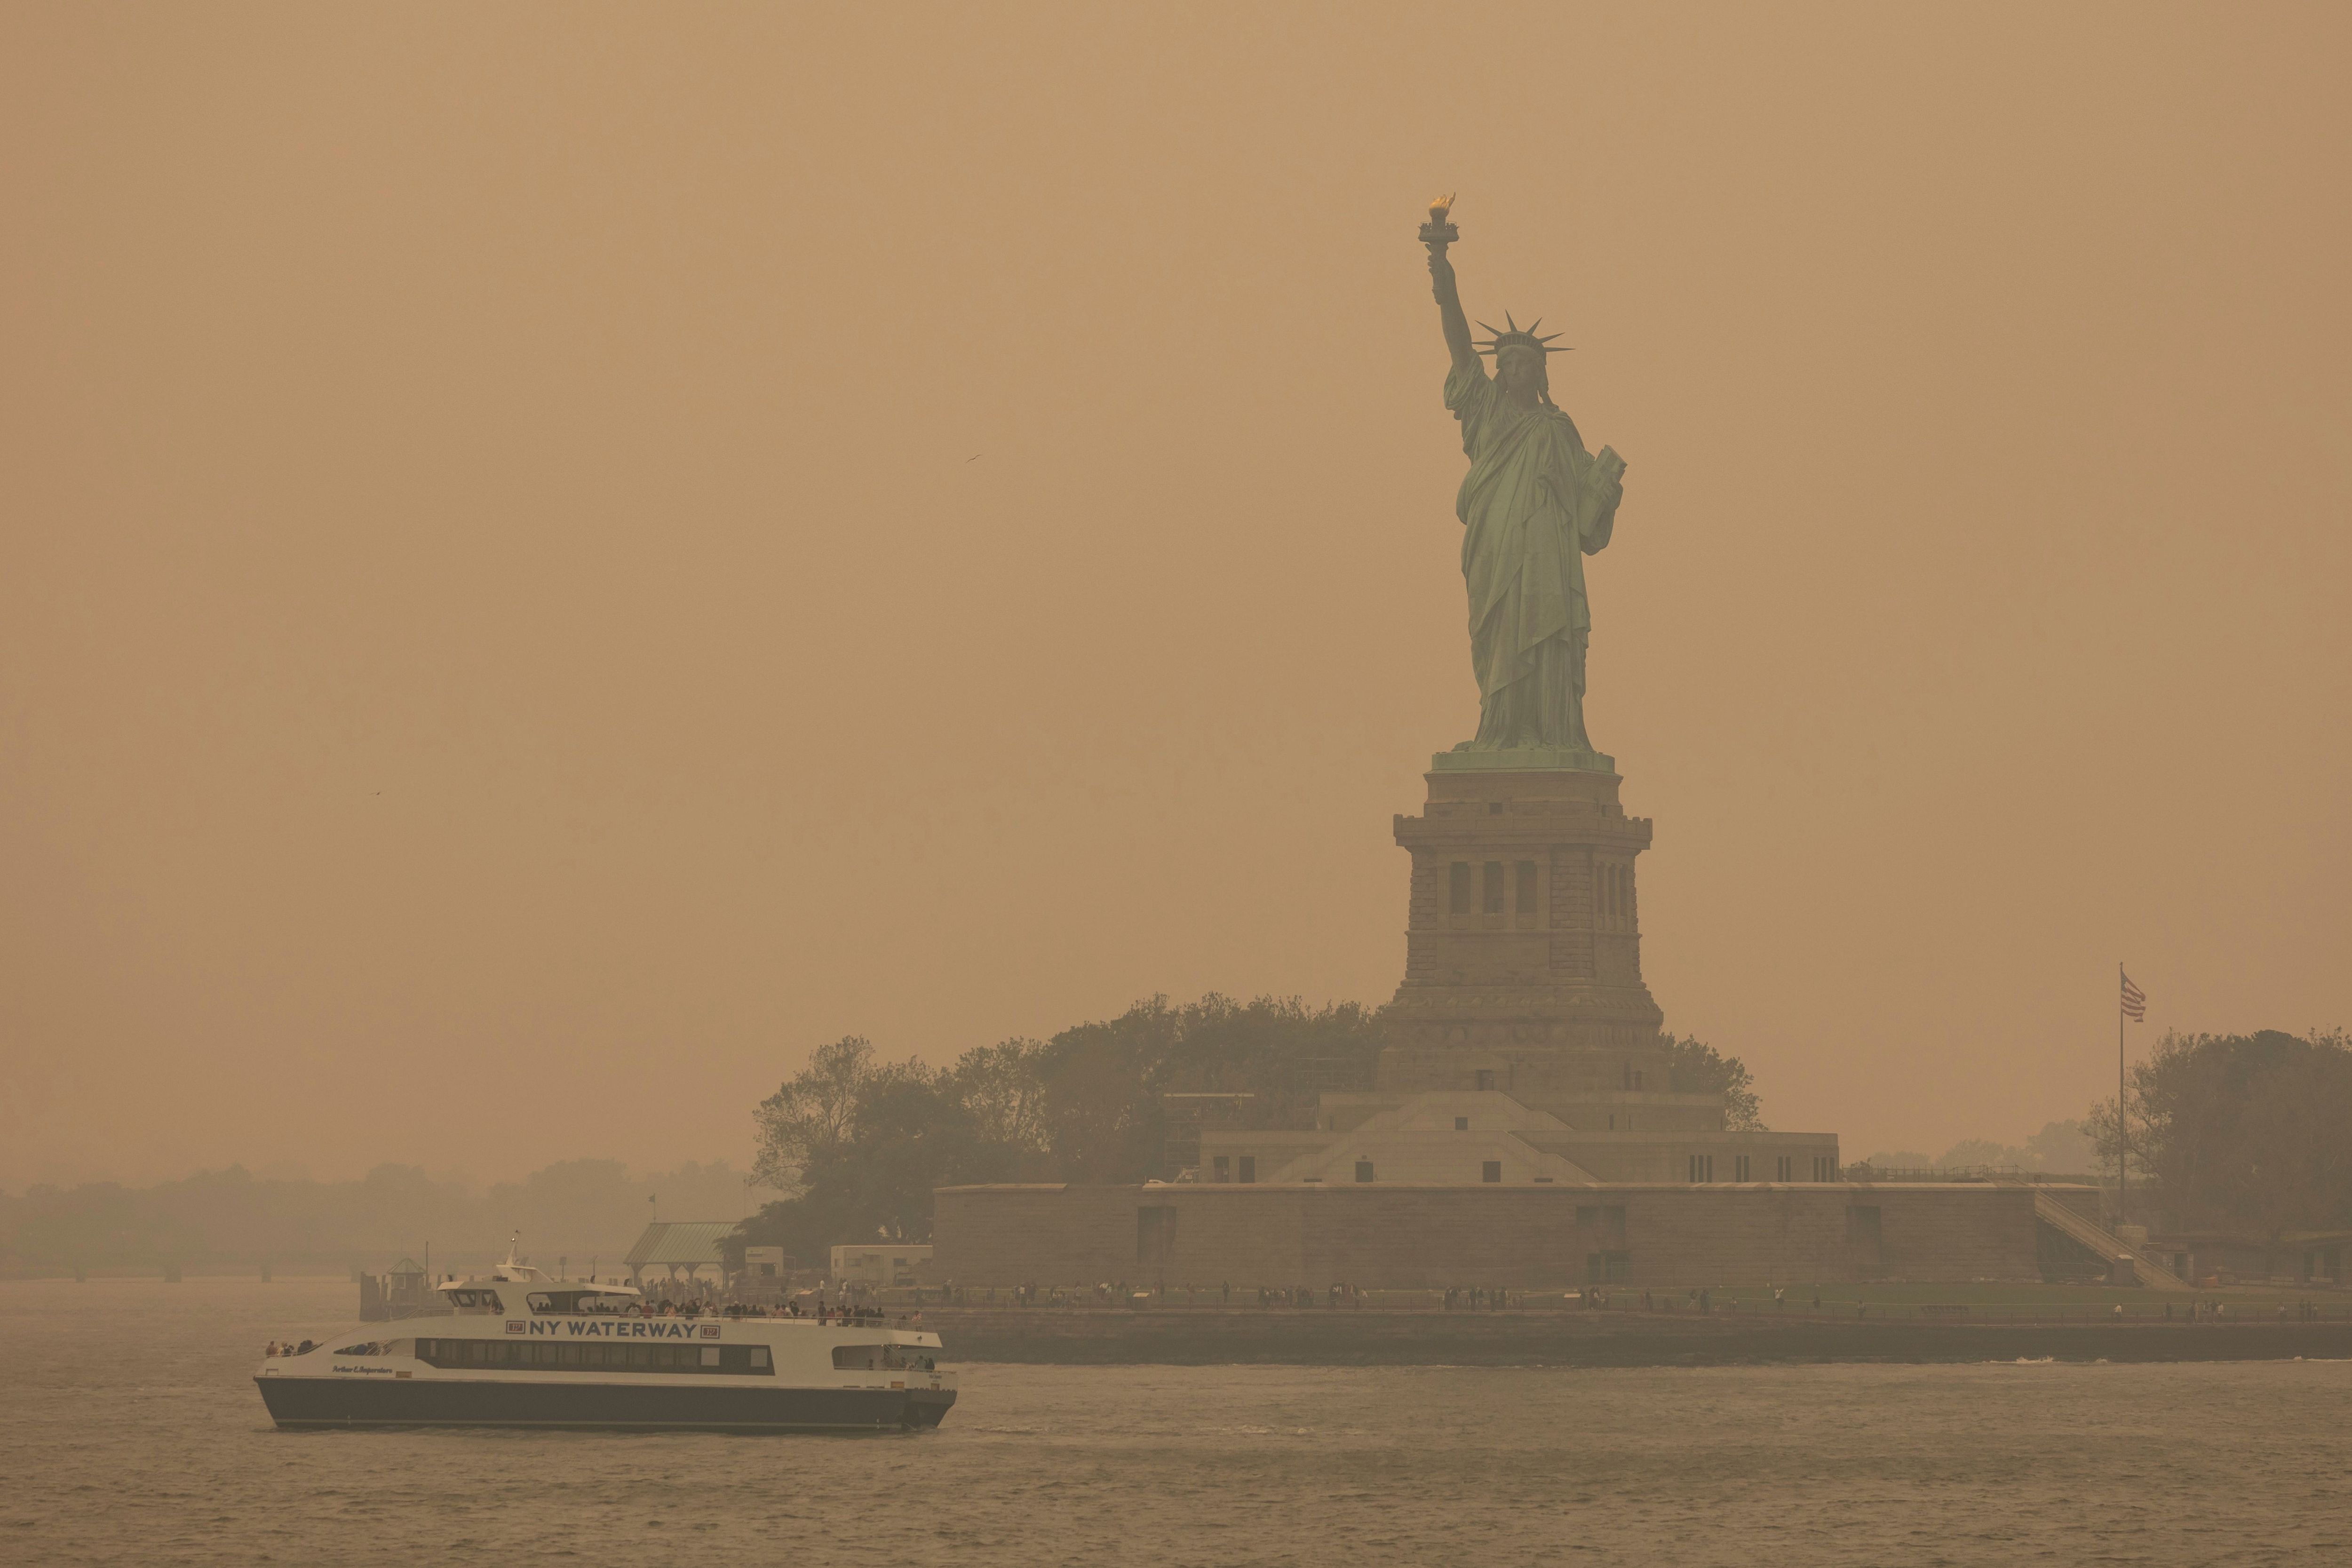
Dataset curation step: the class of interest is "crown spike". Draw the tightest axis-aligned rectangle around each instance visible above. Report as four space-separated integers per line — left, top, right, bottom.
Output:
1504 310 1519 333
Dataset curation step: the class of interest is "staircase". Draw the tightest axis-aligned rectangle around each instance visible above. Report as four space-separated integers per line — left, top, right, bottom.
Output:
2031 1189 2192 1291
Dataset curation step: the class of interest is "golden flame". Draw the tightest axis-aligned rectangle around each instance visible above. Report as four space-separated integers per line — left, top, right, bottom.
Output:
1427 192 1454 223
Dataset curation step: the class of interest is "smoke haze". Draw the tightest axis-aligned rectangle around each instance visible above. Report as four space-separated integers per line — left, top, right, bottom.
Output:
4 2 2347 1188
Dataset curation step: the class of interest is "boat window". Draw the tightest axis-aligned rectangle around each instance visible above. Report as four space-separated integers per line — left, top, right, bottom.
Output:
521 1289 628 1314
410 1337 773 1376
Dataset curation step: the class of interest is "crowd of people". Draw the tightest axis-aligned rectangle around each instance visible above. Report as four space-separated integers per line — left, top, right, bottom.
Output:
635 1274 719 1313
1441 1286 1516 1310
638 1278 911 1326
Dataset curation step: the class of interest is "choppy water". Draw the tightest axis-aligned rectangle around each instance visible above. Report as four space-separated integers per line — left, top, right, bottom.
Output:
3 1278 2345 1565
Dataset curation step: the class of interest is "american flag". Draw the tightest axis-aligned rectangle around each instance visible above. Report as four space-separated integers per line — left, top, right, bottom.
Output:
2121 970 2146 1023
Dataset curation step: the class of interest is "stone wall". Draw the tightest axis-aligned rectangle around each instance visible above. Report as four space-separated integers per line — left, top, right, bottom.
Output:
933 1182 2060 1288
912 1308 2352 1367
1382 767 1684 1116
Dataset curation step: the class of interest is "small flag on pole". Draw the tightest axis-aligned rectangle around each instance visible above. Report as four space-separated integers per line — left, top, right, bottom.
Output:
2121 970 2146 1022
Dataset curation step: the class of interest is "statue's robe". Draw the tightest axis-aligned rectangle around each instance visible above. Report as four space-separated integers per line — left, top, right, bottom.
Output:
1445 359 1623 752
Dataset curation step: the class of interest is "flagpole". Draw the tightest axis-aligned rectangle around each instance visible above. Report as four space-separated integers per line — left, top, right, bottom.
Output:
2117 960 2127 1229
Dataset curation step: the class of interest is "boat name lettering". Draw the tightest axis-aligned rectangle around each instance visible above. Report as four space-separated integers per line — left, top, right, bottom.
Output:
506 1319 717 1339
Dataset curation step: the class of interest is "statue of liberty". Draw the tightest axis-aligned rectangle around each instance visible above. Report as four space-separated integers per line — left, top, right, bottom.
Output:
1422 199 1627 763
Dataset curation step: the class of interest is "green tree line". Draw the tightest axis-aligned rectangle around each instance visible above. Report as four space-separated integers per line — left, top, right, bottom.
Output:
2089 1028 2352 1236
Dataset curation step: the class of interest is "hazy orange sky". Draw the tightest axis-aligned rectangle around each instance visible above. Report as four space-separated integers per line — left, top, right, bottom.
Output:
4 2 2346 1188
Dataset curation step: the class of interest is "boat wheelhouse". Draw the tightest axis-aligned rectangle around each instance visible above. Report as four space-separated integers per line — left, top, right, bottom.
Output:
254 1250 954 1432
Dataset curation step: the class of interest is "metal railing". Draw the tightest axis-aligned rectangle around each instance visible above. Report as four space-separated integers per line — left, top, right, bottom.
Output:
1842 1165 2099 1185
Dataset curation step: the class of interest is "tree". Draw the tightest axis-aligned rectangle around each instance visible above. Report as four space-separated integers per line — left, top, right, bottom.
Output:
1937 1138 2017 1170
1665 1035 1764 1130
750 1035 876 1194
2022 1120 2096 1174
945 1039 1050 1154
2081 1087 2155 1193
1027 994 1388 1180
739 1050 1041 1259
733 994 1389 1257
2120 1028 2352 1236
804 1072 975 1242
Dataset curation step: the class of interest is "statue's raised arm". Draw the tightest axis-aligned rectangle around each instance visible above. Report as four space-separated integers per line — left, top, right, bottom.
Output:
1422 196 1479 374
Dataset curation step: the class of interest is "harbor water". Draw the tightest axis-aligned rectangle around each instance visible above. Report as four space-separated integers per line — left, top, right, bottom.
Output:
4 1277 2345 1565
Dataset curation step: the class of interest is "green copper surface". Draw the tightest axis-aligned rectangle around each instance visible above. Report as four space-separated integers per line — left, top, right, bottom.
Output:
1424 217 1626 772
1429 744 1615 774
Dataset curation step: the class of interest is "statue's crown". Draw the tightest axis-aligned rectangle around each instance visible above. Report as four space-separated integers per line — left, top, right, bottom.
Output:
1473 311 1570 357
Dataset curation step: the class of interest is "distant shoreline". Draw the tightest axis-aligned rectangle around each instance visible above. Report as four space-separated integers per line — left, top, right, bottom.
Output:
926 1306 2352 1367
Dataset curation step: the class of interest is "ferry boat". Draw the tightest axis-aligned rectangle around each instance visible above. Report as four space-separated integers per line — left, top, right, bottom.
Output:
254 1250 955 1432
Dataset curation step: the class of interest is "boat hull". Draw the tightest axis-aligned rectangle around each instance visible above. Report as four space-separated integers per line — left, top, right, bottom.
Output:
255 1374 955 1432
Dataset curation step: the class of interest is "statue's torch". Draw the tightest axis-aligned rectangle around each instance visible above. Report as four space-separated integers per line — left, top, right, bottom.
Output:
1419 193 1458 253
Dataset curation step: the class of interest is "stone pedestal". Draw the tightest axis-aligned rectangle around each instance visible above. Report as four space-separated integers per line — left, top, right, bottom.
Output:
1380 764 1674 1115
